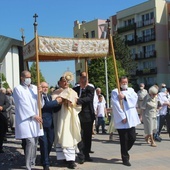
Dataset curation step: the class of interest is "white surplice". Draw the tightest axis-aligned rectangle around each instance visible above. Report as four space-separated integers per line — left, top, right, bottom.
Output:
111 87 141 129
13 84 44 139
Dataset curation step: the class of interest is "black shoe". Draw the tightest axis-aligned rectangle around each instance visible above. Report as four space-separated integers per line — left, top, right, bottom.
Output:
89 150 94 153
78 159 85 164
67 161 76 169
0 150 4 153
43 165 50 170
123 161 131 166
3 137 7 142
85 157 93 162
155 136 162 142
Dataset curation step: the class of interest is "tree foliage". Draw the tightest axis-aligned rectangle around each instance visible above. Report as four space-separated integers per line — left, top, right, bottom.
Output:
0 73 9 89
29 62 46 85
113 33 136 74
88 33 136 100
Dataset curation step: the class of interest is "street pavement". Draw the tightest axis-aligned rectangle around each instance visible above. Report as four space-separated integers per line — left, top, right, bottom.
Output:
1 123 170 170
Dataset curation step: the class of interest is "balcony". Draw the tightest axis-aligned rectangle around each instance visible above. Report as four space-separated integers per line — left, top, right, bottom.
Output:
136 19 155 28
137 34 155 44
136 67 157 76
135 50 156 60
117 24 136 33
125 39 136 46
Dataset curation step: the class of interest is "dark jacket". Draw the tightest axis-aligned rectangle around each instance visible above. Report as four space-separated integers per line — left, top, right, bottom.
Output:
42 95 61 128
73 85 95 122
0 92 10 119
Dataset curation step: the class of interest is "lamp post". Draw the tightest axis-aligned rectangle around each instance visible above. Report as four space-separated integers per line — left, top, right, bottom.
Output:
0 63 3 88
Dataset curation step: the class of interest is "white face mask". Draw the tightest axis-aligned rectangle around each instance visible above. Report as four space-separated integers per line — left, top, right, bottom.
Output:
24 78 31 86
140 87 144 90
121 84 128 90
160 88 166 93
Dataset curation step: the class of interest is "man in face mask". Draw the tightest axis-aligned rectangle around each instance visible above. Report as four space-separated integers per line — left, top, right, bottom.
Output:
137 83 148 122
13 70 44 170
111 76 140 167
154 84 170 142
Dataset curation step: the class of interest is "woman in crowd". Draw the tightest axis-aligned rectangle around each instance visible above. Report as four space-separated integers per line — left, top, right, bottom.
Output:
142 85 160 147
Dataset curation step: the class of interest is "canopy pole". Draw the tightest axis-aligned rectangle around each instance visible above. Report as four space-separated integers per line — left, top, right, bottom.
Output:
106 19 120 93
106 19 123 109
85 59 88 80
33 13 42 129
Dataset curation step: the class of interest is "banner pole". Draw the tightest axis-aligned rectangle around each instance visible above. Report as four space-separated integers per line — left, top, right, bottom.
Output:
33 13 42 129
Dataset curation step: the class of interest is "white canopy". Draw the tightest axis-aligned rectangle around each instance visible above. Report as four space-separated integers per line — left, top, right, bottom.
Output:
23 36 109 61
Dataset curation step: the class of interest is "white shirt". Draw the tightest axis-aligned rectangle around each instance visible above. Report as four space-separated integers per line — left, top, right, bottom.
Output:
97 102 106 117
111 87 140 129
158 92 169 116
13 84 44 139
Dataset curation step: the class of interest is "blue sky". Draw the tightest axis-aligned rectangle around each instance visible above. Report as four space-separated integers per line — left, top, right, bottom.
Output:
0 0 147 86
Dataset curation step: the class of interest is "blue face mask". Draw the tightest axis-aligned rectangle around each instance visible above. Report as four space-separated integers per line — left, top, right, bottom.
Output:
160 87 167 93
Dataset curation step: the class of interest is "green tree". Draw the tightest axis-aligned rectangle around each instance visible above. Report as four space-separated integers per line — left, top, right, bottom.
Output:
29 62 46 85
112 33 136 74
0 73 10 88
88 33 136 99
88 57 125 99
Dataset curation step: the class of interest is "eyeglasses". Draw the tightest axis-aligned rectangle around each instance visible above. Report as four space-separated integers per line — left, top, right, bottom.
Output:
42 86 48 88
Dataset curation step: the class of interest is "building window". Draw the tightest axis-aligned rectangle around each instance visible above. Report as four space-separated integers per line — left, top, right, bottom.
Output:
124 18 134 27
91 31 95 38
85 32 89 38
150 12 154 20
142 11 154 26
125 34 134 41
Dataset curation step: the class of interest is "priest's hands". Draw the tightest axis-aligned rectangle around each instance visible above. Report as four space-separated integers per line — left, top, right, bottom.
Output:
56 97 62 104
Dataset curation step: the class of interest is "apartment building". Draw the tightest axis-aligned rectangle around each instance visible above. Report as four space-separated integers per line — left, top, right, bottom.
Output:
73 19 107 82
114 0 170 88
74 0 170 88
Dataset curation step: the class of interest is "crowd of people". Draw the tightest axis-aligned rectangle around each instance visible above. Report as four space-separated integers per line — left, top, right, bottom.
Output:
1 71 170 170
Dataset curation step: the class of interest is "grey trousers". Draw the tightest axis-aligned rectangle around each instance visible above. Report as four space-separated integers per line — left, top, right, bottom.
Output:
25 137 38 170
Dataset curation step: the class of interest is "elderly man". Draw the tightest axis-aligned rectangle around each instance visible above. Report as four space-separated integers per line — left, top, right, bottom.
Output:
39 82 62 170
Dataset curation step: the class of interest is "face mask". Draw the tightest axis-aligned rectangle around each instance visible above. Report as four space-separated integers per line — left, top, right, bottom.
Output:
121 84 128 90
24 78 31 86
160 88 166 93
140 87 144 90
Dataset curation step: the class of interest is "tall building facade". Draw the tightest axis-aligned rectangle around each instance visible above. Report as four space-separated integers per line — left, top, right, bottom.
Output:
113 0 170 88
74 0 170 88
73 19 107 82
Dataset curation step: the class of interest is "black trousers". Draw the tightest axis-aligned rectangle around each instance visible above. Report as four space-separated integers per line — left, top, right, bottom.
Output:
117 127 136 162
158 114 170 135
0 115 8 150
39 126 54 166
79 121 93 159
